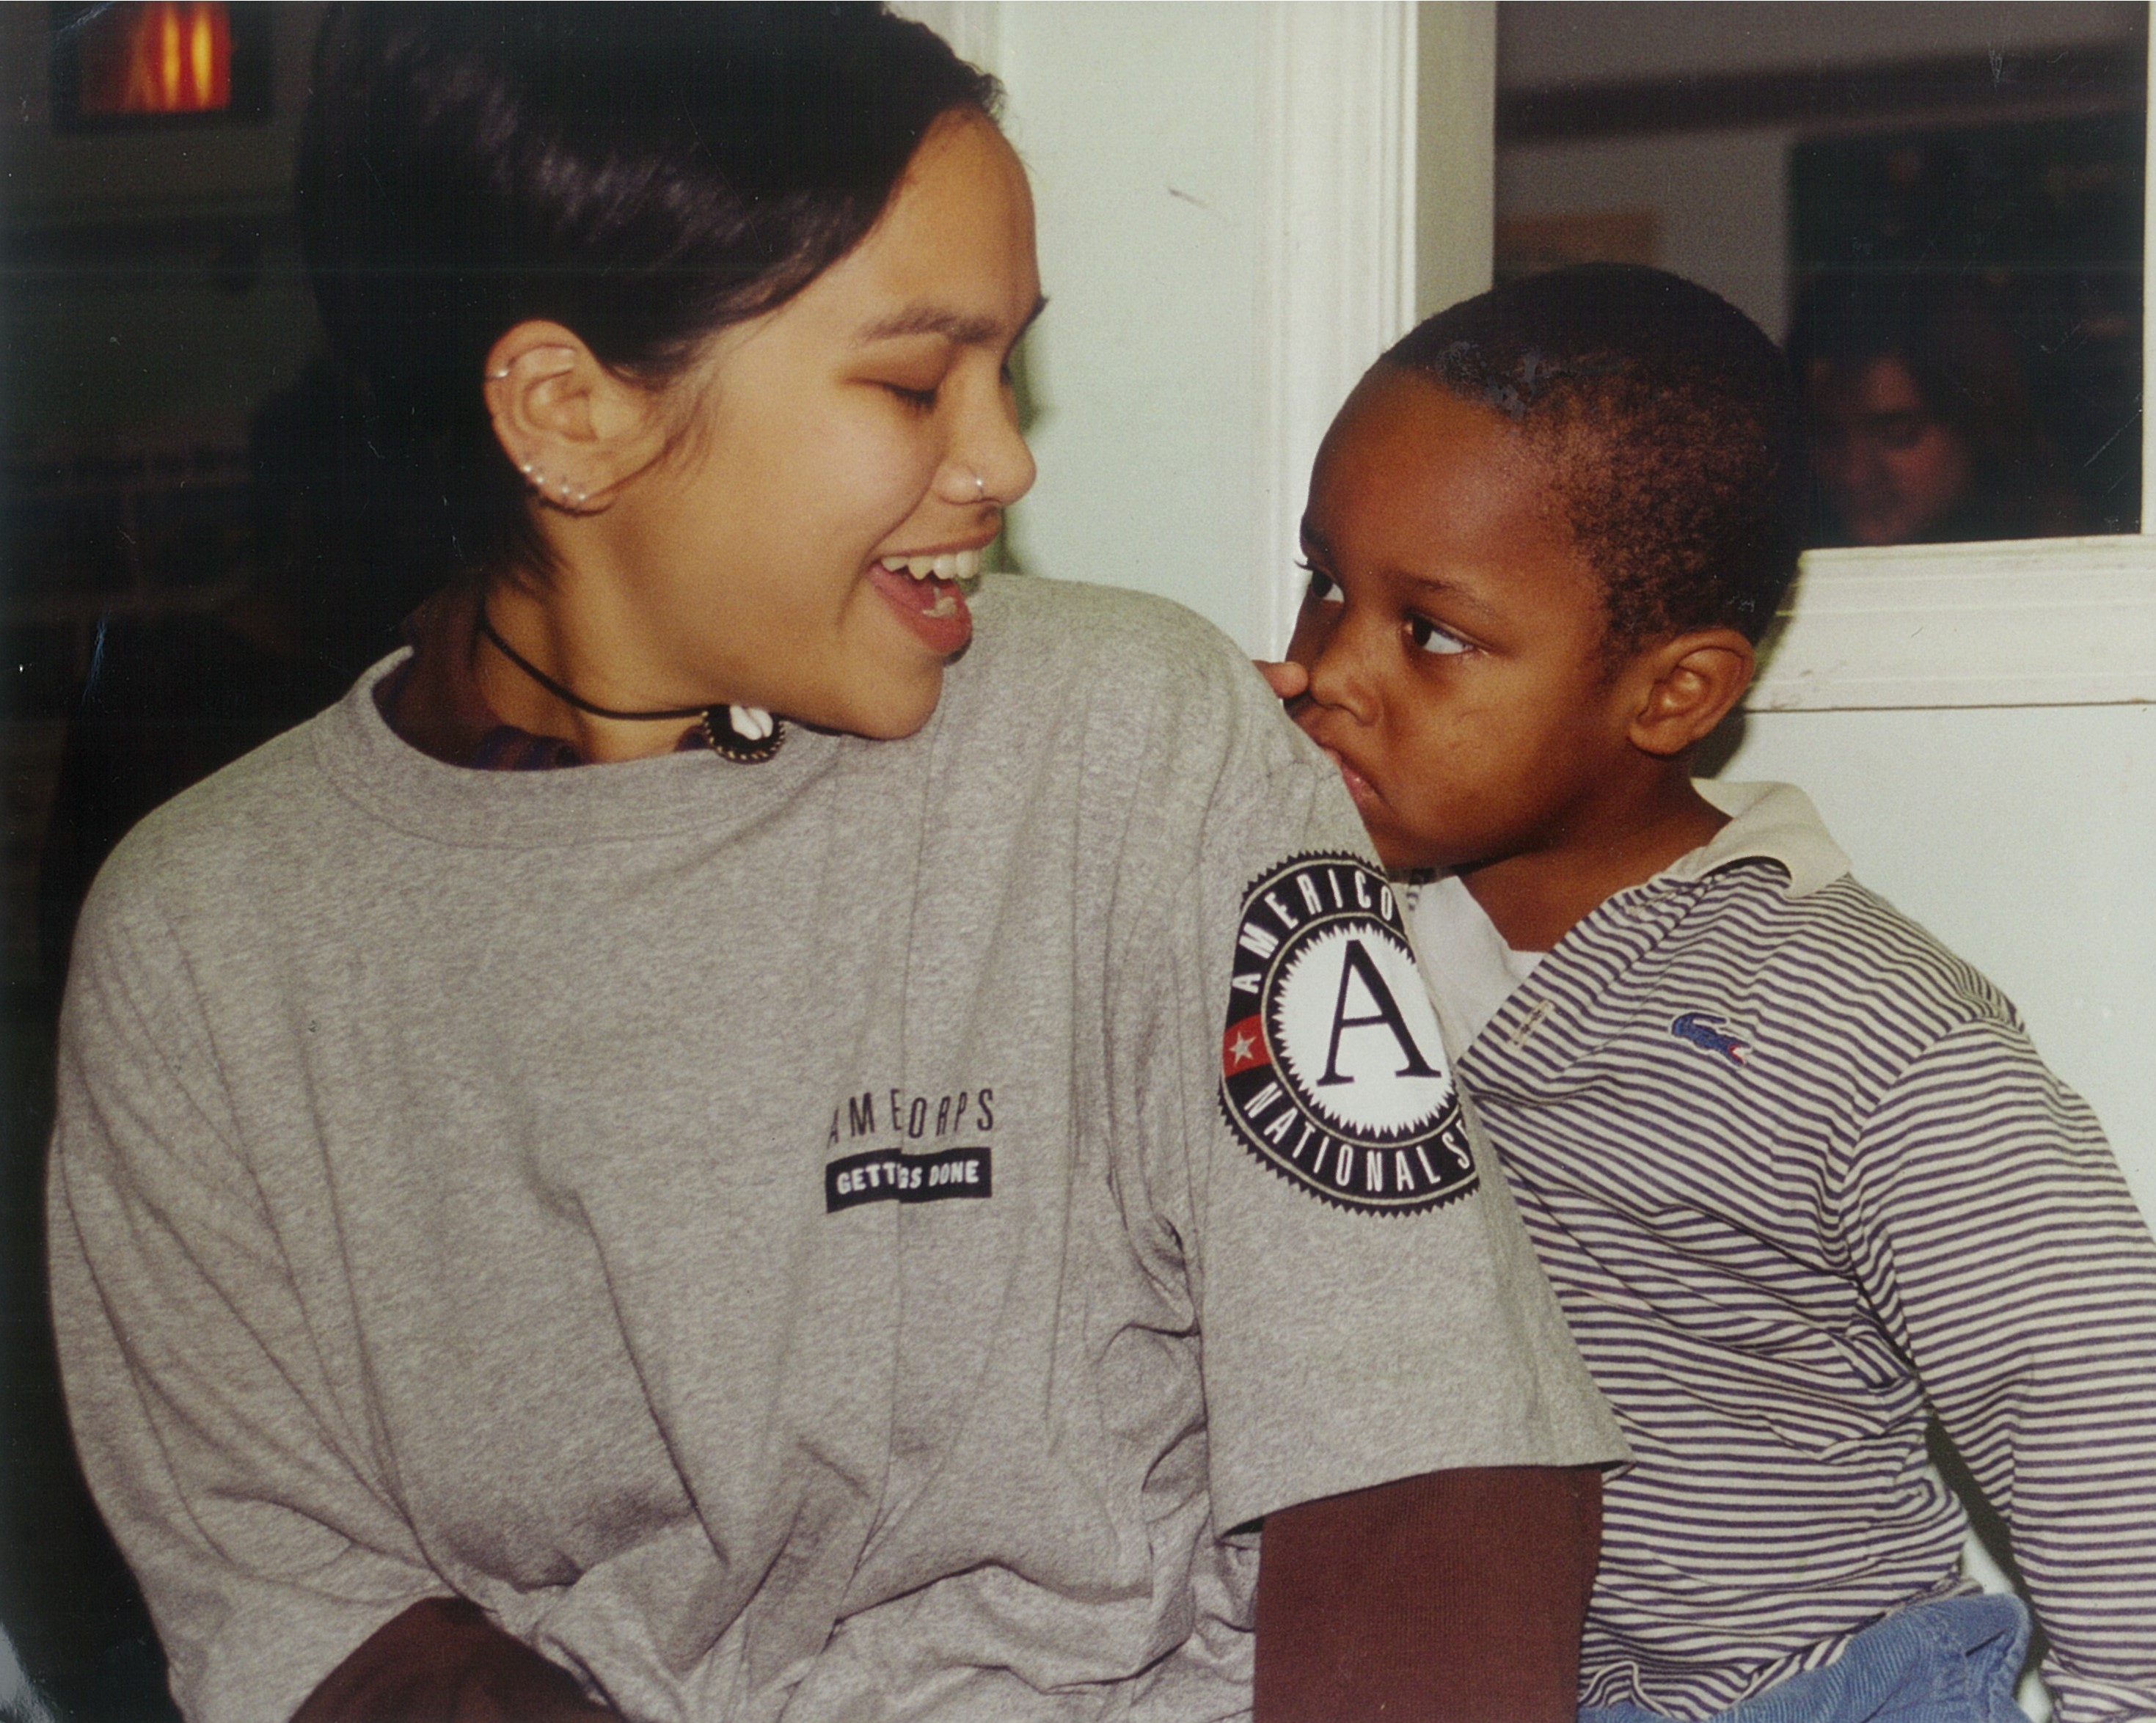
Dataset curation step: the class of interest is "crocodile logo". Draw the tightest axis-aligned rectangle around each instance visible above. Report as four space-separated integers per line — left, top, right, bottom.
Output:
1670 1012 1748 1066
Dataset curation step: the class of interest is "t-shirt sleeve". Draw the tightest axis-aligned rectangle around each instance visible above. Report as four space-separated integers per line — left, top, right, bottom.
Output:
1100 644 1624 1532
48 866 451 1723
1841 1017 2156 1723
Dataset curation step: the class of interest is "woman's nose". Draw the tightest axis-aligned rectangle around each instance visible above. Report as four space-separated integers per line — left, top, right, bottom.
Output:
939 381 1036 509
973 396 1036 508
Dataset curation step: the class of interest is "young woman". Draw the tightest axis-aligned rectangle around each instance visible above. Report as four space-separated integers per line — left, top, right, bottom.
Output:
46 10 1620 1722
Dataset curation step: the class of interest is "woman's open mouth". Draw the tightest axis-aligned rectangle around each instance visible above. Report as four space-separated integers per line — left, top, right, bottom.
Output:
868 549 979 656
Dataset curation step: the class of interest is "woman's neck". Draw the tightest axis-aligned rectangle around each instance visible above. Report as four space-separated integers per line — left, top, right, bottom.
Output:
475 573 707 763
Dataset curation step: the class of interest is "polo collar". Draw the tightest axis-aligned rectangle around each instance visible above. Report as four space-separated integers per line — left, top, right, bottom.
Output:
1660 780 1852 899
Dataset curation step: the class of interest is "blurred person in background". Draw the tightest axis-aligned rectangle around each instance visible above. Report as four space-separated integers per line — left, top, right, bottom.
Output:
1788 271 2079 547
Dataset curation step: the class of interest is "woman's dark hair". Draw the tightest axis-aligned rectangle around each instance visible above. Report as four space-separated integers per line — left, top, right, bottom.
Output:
1786 271 2075 544
1384 265 1805 650
296 3 1000 577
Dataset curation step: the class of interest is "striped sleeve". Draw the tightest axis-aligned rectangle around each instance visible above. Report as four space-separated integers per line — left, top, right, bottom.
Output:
1841 1016 2156 1723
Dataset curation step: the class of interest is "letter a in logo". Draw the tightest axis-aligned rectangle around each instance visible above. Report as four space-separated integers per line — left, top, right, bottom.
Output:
1318 939 1445 1086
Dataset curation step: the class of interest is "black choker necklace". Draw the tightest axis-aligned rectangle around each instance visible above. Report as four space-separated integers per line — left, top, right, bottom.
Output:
475 604 785 764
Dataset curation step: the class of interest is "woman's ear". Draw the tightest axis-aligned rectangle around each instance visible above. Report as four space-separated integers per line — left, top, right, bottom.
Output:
482 322 670 514
1628 628 1755 759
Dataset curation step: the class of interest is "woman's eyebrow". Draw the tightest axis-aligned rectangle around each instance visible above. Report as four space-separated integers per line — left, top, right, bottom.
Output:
861 294 1049 347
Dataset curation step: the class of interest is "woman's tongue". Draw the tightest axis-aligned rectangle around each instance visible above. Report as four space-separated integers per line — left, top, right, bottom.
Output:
869 551 979 655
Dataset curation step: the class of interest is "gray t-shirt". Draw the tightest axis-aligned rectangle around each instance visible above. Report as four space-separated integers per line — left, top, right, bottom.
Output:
50 574 1620 1723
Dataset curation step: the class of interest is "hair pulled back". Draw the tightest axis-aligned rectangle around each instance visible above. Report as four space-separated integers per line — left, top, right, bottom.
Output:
296 3 1000 575
1385 264 1803 648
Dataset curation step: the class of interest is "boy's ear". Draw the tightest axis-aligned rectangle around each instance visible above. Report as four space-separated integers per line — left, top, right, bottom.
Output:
482 321 672 513
1627 627 1755 759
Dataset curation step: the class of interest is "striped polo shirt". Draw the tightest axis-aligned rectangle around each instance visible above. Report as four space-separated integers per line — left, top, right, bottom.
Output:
1412 782 2156 1723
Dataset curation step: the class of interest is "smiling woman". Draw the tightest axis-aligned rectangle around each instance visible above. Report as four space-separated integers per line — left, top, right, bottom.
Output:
469 109 1041 753
43 8 1622 1723
291 3 1026 761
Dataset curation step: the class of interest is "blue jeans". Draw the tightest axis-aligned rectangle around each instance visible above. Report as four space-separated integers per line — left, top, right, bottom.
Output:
1580 1595 2033 1723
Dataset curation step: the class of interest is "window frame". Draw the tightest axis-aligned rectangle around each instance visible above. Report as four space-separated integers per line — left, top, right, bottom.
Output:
1422 6 2156 712
1707 21 2156 713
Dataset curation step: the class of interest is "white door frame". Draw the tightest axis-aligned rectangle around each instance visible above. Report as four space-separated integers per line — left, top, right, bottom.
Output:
1251 2 1424 655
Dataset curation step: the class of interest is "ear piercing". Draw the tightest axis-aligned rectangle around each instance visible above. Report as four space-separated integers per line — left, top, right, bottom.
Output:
518 460 591 511
487 366 514 381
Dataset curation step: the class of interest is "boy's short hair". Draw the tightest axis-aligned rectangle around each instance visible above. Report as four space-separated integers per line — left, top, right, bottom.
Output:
1384 264 1803 648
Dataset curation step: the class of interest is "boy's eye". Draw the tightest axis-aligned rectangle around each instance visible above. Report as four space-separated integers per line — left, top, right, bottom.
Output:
1301 566 1343 607
1406 614 1469 656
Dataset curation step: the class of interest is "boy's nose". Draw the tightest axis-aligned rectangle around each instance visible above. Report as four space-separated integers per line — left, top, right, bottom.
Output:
1298 626 1380 727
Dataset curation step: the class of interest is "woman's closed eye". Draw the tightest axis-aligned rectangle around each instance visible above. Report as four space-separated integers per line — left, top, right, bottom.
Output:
883 381 941 412
1406 613 1469 656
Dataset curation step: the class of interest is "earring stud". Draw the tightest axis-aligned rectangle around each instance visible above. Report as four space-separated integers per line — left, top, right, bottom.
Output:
516 457 596 512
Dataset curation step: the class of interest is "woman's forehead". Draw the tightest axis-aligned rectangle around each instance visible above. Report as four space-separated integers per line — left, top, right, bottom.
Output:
804 115 1043 349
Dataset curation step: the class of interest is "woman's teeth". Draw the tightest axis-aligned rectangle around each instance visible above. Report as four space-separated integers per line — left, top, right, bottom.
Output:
880 549 982 582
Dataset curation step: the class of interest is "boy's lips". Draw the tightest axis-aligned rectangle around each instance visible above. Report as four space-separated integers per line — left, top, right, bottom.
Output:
1315 742 1383 812
867 549 979 656
1289 707 1385 811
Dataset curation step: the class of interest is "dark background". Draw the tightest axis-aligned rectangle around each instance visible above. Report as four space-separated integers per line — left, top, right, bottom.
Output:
2 8 408 1717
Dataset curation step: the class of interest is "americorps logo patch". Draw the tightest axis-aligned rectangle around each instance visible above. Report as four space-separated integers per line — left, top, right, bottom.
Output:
1218 853 1477 1214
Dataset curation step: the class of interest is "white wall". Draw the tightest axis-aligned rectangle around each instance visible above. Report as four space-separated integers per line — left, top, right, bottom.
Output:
1418 2 1497 322
898 2 1478 655
992 3 1270 643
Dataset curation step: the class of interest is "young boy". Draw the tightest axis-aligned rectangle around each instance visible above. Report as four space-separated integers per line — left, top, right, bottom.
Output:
1263 264 2156 1722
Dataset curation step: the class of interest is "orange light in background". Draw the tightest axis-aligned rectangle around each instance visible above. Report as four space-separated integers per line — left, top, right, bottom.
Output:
78 3 233 117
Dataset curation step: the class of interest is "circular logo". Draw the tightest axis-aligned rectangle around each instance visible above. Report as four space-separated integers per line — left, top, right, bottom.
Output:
1218 855 1476 1215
